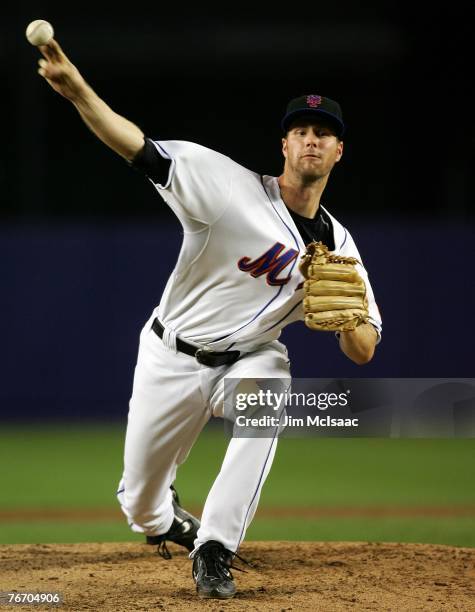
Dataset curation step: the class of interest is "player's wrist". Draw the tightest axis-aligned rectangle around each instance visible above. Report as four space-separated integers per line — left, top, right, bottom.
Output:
67 75 91 104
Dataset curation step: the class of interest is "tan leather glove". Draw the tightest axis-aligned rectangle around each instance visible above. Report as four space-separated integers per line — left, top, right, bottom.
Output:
300 241 369 332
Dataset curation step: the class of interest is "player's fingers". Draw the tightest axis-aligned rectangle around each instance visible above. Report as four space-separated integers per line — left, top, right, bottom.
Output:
48 39 67 60
38 39 64 62
37 59 54 79
37 62 64 82
38 44 54 61
37 68 53 85
37 67 57 89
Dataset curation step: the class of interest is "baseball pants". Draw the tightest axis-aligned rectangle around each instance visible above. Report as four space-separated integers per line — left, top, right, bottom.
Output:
117 316 291 553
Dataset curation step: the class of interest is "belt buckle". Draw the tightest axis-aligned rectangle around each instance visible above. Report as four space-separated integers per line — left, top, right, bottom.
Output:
195 346 240 367
195 346 216 367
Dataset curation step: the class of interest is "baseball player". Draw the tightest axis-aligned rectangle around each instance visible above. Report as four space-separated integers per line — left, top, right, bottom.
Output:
37 39 382 600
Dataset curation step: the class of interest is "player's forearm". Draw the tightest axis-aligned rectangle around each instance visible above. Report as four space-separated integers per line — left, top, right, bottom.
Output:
339 323 377 365
72 85 144 161
36 39 144 161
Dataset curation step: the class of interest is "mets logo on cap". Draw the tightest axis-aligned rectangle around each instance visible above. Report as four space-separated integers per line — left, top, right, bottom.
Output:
306 95 322 108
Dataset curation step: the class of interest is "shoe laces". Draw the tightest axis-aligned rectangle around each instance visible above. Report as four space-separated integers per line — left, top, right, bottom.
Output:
199 542 253 579
231 549 253 573
157 540 172 560
156 516 193 559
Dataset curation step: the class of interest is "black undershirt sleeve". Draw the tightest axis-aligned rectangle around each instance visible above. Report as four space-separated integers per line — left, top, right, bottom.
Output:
131 137 172 186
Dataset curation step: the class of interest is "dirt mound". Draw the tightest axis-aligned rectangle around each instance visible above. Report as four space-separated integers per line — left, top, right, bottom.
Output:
0 541 473 611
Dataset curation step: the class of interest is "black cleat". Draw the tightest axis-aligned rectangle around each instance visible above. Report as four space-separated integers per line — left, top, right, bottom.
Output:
146 485 200 558
192 540 237 599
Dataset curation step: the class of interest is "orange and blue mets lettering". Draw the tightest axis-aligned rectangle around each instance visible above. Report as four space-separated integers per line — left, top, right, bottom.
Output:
238 242 299 286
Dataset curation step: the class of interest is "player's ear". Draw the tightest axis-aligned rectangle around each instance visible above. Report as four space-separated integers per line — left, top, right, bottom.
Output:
281 137 288 159
335 139 343 162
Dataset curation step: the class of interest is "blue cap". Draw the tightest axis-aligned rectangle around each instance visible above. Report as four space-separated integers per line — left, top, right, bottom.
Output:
281 94 345 137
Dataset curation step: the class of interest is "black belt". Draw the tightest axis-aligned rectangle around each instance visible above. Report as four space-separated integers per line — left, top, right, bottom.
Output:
152 318 241 367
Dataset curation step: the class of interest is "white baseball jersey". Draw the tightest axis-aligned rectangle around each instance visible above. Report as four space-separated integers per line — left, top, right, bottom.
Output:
146 140 382 353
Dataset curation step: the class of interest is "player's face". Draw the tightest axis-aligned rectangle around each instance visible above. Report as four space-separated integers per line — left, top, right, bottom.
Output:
282 119 343 182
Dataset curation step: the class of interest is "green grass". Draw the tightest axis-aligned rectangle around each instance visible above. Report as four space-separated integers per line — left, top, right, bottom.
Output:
1 424 474 546
0 425 125 508
247 517 475 548
3 518 474 548
0 522 142 545
262 437 475 507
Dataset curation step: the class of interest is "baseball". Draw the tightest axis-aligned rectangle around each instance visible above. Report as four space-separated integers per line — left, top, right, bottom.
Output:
25 20 54 46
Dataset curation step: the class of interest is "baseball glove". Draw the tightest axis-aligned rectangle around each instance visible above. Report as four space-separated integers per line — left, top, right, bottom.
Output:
300 241 369 332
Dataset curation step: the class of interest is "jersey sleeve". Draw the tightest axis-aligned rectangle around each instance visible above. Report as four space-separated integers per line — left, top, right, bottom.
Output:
131 137 172 186
338 230 383 340
146 140 236 227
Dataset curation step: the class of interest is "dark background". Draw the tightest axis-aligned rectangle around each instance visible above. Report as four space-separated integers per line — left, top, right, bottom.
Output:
1 3 473 420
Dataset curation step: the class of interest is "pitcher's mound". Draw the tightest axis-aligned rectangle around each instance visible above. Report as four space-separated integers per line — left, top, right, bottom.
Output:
0 541 473 611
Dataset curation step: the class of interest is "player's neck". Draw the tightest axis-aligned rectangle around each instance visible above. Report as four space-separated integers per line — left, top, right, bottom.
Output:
277 173 328 219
